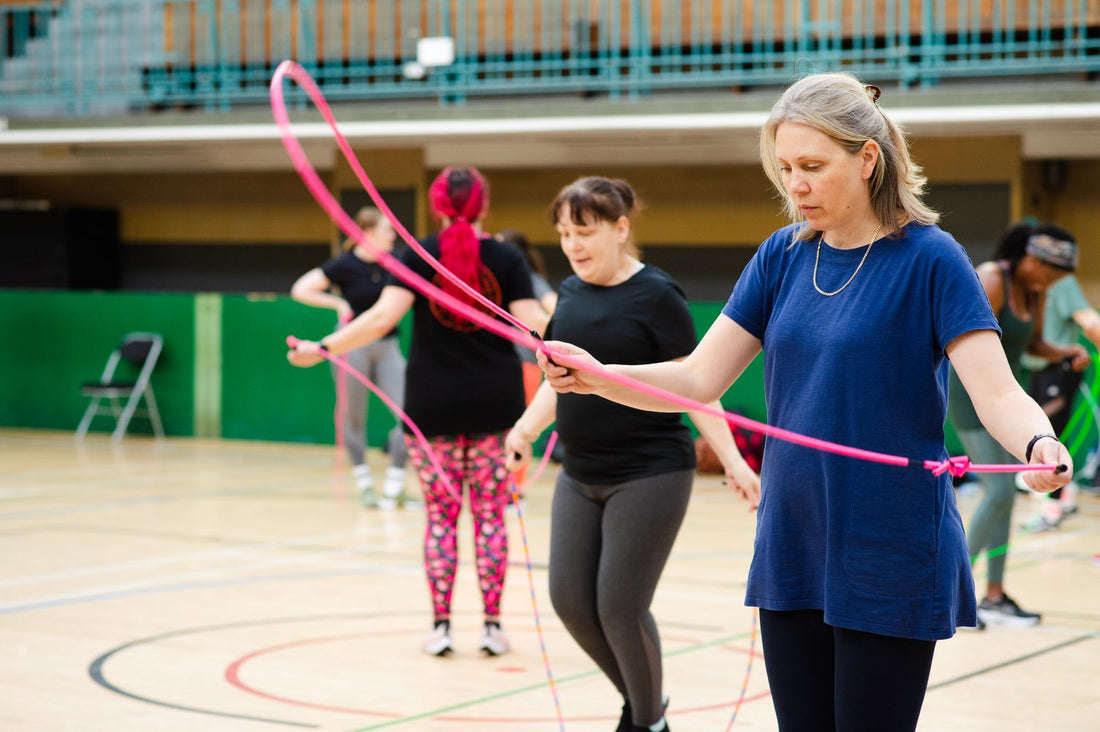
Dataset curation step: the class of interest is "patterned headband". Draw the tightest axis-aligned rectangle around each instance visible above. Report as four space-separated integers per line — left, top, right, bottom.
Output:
1026 233 1078 271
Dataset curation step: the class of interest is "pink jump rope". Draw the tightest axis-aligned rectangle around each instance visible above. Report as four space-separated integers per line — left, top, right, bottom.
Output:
272 60 1066 481
272 60 1062 729
331 312 351 498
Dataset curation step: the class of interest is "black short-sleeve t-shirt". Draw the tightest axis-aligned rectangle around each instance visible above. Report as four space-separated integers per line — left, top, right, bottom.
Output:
548 265 698 483
320 251 397 338
389 233 535 437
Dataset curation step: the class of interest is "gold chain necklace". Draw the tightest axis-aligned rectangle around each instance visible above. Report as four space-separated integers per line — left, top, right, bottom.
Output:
813 224 882 297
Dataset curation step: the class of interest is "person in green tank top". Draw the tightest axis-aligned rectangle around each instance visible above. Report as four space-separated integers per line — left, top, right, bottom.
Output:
947 222 1084 629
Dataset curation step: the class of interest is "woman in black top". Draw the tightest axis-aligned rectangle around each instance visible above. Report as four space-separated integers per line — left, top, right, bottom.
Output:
505 177 759 732
290 168 548 657
290 206 409 507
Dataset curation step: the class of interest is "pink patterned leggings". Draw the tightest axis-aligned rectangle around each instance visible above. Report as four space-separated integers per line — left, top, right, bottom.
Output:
405 432 511 623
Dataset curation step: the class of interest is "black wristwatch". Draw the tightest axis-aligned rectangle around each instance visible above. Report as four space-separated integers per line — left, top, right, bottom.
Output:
1025 433 1057 463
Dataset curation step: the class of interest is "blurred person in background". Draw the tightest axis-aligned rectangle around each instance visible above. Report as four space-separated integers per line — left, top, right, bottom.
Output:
291 206 409 508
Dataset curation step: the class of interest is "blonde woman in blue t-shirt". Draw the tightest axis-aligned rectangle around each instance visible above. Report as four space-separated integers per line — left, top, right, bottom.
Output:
533 74 1072 732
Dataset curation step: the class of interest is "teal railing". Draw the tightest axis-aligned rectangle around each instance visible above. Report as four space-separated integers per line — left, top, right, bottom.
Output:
1 0 1097 118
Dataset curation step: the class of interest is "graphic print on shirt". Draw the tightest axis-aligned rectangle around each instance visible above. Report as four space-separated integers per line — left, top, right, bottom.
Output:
428 267 503 332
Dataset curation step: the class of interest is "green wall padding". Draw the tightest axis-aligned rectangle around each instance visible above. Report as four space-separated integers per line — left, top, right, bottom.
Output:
22 289 1063 471
220 294 339 443
219 294 411 445
688 301 766 424
0 290 195 436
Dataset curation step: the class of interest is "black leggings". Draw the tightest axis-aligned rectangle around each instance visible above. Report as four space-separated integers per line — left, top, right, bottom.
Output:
759 609 937 732
548 469 693 727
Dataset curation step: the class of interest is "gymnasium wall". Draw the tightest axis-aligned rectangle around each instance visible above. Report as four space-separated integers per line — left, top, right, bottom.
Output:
0 290 766 446
4 132 1097 457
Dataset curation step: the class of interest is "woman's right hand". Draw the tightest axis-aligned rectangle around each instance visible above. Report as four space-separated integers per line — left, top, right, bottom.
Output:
287 340 325 368
536 341 606 394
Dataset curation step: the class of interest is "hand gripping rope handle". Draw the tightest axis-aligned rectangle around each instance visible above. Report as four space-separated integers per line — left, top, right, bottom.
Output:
288 336 463 504
271 60 1063 489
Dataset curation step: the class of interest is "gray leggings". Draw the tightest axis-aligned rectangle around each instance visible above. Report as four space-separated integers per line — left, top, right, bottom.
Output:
956 427 1017 585
334 337 407 469
548 468 693 727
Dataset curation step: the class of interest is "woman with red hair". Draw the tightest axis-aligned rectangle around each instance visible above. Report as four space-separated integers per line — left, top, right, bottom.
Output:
290 167 548 656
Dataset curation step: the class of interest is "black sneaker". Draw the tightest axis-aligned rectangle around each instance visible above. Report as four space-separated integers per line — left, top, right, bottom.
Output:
616 702 632 732
617 695 669 732
630 721 669 732
978 594 1041 627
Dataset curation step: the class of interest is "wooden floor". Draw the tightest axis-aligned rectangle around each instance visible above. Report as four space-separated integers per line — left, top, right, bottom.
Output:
2 428 1098 732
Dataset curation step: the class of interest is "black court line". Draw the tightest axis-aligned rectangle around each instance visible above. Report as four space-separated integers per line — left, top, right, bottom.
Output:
929 630 1099 690
88 610 570 729
88 612 390 728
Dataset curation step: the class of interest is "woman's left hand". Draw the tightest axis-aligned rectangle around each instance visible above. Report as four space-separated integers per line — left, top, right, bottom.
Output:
287 340 325 368
504 427 532 472
1022 437 1074 493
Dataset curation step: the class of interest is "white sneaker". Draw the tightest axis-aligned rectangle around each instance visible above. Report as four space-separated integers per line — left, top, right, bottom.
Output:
379 466 407 510
1021 512 1060 533
478 622 510 656
423 622 453 656
352 464 376 504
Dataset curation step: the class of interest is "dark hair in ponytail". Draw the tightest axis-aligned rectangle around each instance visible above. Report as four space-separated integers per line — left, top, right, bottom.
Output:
428 167 489 299
548 176 641 257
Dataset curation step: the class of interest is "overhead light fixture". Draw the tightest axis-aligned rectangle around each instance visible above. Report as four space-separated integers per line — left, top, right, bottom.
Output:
417 36 455 67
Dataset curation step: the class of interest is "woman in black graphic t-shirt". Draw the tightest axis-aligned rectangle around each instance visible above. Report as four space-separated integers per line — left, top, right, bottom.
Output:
289 168 548 658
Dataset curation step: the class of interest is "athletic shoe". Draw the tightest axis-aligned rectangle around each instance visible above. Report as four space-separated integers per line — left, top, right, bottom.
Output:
617 694 670 732
423 621 453 656
978 594 1041 627
616 702 632 732
378 467 407 510
358 486 379 508
1021 513 1060 533
478 622 510 656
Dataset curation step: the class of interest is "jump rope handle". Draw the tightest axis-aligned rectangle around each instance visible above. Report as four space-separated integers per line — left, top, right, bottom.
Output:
529 329 559 367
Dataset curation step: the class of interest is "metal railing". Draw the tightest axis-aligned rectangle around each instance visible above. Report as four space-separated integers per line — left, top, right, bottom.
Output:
1 0 1097 118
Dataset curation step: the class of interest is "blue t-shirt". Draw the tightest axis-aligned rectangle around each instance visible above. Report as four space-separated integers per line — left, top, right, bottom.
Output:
723 222 998 640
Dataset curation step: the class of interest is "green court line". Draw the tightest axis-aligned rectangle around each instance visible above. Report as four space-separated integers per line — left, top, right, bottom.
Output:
346 630 750 731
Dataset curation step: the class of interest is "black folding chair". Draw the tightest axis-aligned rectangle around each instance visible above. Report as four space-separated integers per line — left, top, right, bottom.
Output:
75 332 165 442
